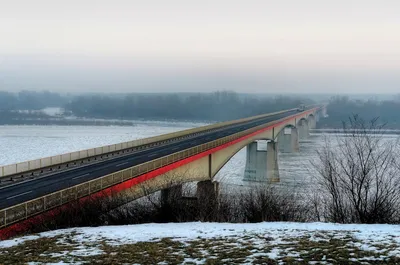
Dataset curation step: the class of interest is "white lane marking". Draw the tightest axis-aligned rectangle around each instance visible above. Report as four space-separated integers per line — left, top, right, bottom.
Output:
148 153 158 158
6 190 32 200
116 162 129 167
72 173 89 180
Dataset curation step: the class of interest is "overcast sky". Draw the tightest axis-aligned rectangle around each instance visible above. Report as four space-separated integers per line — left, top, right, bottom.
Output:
0 0 399 94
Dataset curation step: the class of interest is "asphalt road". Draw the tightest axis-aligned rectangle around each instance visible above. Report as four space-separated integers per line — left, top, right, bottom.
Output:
0 109 301 210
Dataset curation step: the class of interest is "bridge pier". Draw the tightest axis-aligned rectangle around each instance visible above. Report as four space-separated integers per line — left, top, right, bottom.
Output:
278 127 299 153
322 107 327 117
160 185 182 206
298 119 309 141
243 141 279 182
308 115 317 130
197 180 219 202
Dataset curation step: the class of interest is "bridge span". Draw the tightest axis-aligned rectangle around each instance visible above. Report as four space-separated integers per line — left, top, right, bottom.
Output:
0 105 326 239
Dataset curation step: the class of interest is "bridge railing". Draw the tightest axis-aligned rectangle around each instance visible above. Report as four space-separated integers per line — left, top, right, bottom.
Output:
0 109 296 178
0 108 318 229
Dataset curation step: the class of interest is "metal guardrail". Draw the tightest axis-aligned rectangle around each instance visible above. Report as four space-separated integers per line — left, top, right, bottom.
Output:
0 108 318 229
0 109 295 179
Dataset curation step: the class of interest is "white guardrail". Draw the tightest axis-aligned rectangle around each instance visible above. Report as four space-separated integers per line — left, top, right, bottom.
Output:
0 108 299 178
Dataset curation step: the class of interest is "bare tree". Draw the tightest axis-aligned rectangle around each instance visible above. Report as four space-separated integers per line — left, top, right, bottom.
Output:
312 115 400 223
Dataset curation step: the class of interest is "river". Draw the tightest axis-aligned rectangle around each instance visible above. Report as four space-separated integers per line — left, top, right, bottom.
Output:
1 122 398 191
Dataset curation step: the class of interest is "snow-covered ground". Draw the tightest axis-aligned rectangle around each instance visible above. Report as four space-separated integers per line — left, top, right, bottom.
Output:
1 222 400 264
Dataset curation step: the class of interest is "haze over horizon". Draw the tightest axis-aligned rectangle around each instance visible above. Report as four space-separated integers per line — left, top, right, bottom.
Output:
0 0 399 94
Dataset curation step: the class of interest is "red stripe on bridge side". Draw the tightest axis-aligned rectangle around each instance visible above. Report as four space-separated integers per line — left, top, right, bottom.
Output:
0 109 315 240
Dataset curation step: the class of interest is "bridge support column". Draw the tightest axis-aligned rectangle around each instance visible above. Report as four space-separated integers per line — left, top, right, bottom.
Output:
309 116 317 130
298 120 309 141
278 127 299 153
267 141 280 182
161 185 182 206
243 141 279 182
197 180 219 202
322 107 327 117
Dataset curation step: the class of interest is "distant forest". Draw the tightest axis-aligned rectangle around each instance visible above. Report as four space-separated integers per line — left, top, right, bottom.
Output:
0 90 70 110
1 90 400 128
64 92 312 121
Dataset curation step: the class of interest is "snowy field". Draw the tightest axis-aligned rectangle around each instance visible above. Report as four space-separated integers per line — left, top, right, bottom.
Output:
1 222 400 264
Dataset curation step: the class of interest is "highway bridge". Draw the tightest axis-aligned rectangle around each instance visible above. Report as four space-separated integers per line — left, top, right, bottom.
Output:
0 105 326 239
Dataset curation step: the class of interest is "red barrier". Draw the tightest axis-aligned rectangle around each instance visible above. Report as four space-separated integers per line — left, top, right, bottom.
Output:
0 109 316 240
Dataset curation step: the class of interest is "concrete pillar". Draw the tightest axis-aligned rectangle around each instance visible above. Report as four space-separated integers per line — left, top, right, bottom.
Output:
315 112 320 122
322 107 327 117
197 180 219 202
278 127 299 153
243 142 264 182
308 115 317 130
267 141 280 182
243 141 279 182
197 180 219 221
298 119 309 141
161 185 182 205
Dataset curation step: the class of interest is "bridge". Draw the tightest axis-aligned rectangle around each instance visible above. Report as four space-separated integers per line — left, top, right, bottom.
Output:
0 105 327 239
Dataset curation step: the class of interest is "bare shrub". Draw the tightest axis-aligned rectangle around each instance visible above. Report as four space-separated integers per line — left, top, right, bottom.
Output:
26 190 127 233
238 184 310 223
25 181 312 235
312 115 400 223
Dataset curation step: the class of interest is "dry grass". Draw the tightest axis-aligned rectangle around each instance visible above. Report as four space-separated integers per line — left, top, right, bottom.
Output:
1 230 400 265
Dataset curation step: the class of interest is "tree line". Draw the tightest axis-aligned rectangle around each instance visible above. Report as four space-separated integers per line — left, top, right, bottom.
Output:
2 90 400 127
0 90 70 111
64 91 311 121
61 92 400 127
321 95 400 128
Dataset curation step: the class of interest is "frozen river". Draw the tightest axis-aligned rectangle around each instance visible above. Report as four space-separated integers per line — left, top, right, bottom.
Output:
0 121 338 188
